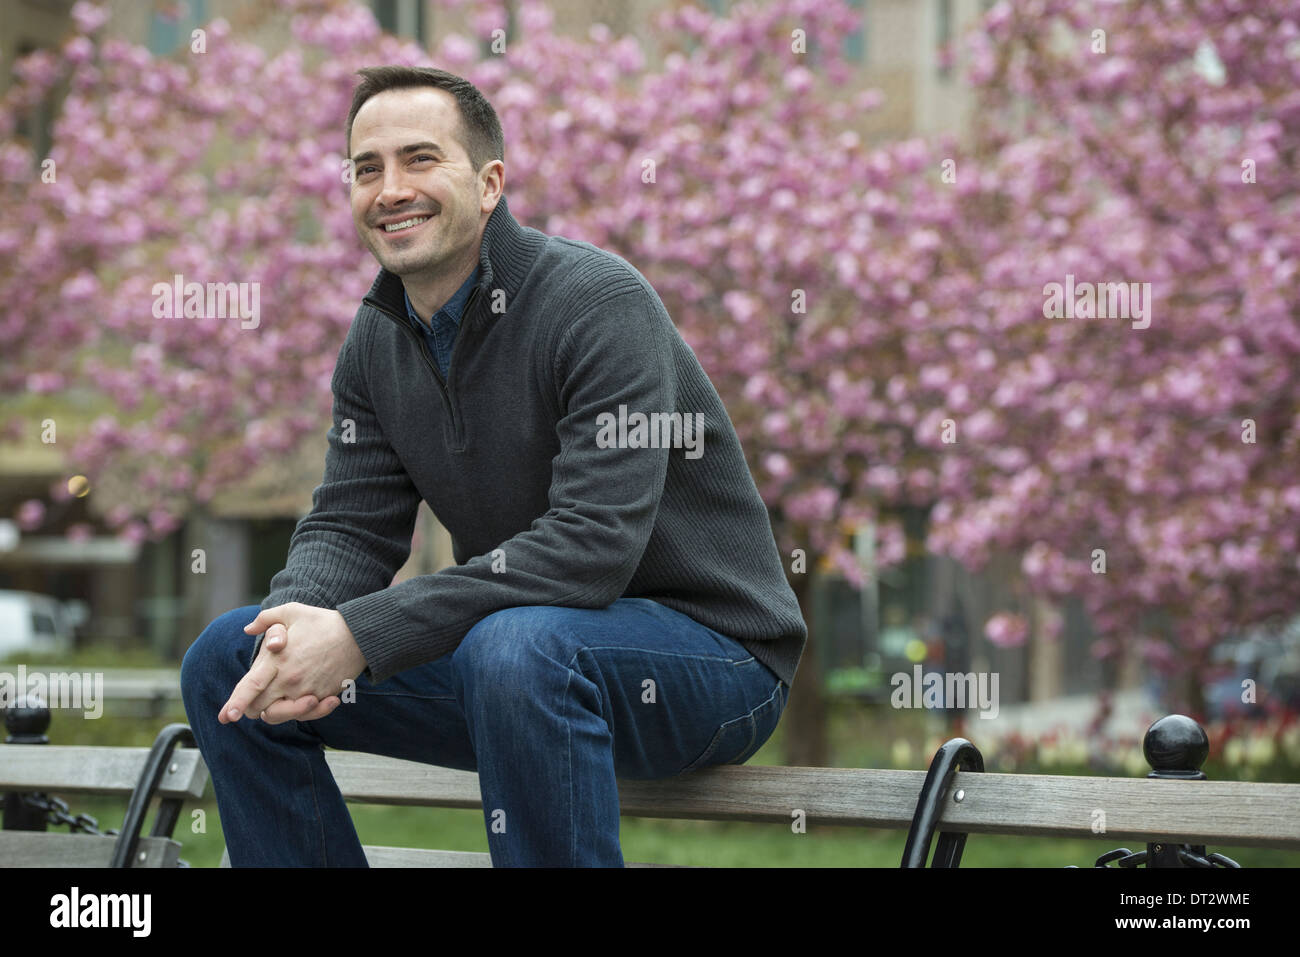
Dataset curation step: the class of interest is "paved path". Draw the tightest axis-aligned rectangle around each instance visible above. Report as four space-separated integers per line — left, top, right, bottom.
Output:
980 688 1158 740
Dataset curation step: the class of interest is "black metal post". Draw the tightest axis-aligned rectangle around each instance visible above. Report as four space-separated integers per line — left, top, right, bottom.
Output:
3 696 51 832
1143 713 1209 867
109 723 197 868
901 737 985 867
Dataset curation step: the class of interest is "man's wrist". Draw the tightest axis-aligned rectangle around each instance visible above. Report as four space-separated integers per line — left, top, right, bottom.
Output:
331 608 369 680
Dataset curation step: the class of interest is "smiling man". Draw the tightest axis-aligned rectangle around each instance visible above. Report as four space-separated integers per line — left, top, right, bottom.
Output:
180 66 807 867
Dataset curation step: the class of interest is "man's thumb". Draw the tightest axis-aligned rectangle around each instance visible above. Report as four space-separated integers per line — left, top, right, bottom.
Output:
264 623 288 652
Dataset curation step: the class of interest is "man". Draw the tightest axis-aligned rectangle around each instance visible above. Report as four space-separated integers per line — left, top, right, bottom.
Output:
180 65 807 867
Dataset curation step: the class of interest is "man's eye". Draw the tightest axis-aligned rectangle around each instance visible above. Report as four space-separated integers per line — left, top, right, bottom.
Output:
414 155 436 163
358 166 378 175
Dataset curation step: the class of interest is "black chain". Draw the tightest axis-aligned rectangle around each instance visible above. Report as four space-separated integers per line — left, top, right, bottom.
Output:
5 792 120 837
1093 847 1146 867
1176 848 1241 868
1087 845 1240 868
2 793 193 867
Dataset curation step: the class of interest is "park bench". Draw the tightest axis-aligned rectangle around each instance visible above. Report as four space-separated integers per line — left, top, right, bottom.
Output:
3 702 1298 867
0 720 203 867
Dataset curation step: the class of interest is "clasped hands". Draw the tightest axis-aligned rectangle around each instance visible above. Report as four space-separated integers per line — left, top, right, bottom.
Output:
218 602 368 726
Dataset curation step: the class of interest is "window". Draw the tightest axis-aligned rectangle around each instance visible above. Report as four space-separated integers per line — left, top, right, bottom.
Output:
471 0 512 57
936 0 953 79
147 0 209 55
11 41 54 160
247 519 299 601
372 0 427 43
843 0 867 64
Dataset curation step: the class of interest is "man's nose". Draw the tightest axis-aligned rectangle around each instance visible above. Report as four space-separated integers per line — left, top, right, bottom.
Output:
376 171 417 208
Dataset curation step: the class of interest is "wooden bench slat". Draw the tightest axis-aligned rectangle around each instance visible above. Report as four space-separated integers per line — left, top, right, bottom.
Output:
219 844 681 867
360 847 496 868
322 753 924 826
322 753 1300 849
0 745 208 800
12 746 1296 861
617 766 924 825
318 753 943 829
0 831 180 867
941 771 1300 849
219 845 495 867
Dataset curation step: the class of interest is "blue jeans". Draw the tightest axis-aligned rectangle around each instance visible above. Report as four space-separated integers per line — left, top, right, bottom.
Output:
180 597 787 867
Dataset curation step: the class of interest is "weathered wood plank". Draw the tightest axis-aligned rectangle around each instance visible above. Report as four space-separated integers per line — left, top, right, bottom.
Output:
322 753 943 827
13 745 1296 856
940 771 1300 849
322 752 1300 849
325 753 485 808
0 745 208 799
355 847 681 867
219 844 683 867
616 766 925 826
362 846 494 867
628 770 1300 848
0 832 180 867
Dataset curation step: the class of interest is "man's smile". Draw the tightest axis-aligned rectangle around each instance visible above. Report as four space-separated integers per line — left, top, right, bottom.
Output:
376 213 436 236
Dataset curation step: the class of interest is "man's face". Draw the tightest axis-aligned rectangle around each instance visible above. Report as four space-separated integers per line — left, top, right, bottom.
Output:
348 87 489 278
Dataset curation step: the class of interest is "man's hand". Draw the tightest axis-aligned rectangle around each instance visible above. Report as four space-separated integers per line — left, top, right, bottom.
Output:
236 622 334 724
218 603 367 726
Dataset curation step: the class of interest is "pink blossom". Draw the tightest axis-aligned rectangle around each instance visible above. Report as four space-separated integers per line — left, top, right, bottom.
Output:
985 612 1029 649
16 499 46 531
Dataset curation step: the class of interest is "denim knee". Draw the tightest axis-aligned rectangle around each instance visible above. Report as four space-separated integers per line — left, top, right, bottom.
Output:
452 606 578 697
180 604 261 710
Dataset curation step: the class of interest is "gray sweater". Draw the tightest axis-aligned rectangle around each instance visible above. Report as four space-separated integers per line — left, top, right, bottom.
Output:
262 195 807 688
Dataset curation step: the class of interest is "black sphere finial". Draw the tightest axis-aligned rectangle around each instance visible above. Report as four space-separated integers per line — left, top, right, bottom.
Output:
4 696 52 743
1143 714 1209 778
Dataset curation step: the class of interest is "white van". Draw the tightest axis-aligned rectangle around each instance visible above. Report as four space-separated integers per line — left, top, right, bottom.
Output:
0 591 78 659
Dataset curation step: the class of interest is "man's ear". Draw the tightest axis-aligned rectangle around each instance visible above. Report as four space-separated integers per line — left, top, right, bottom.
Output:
480 160 505 213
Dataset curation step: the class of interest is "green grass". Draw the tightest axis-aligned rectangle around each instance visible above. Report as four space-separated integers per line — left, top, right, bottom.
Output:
11 699 1299 867
0 646 173 669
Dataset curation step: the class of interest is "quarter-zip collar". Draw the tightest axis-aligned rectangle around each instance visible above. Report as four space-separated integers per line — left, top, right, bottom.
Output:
362 193 547 331
403 266 478 331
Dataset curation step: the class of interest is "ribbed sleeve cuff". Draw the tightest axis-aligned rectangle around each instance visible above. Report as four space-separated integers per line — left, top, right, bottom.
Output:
336 590 440 685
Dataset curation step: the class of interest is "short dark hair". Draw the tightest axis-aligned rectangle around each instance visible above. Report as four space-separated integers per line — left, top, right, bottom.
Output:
346 66 504 174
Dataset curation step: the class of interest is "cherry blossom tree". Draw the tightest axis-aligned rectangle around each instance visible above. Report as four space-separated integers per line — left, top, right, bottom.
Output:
3 0 1297 757
913 0 1300 715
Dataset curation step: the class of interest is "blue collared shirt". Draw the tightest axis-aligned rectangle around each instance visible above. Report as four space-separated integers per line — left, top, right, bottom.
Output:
403 267 479 380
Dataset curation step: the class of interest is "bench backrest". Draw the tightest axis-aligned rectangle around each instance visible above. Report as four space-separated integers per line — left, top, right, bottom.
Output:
6 745 1298 867
0 744 207 868
320 751 1300 849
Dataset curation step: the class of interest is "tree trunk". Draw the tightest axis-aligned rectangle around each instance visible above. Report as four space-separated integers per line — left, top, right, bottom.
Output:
1184 649 1209 721
782 571 830 767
